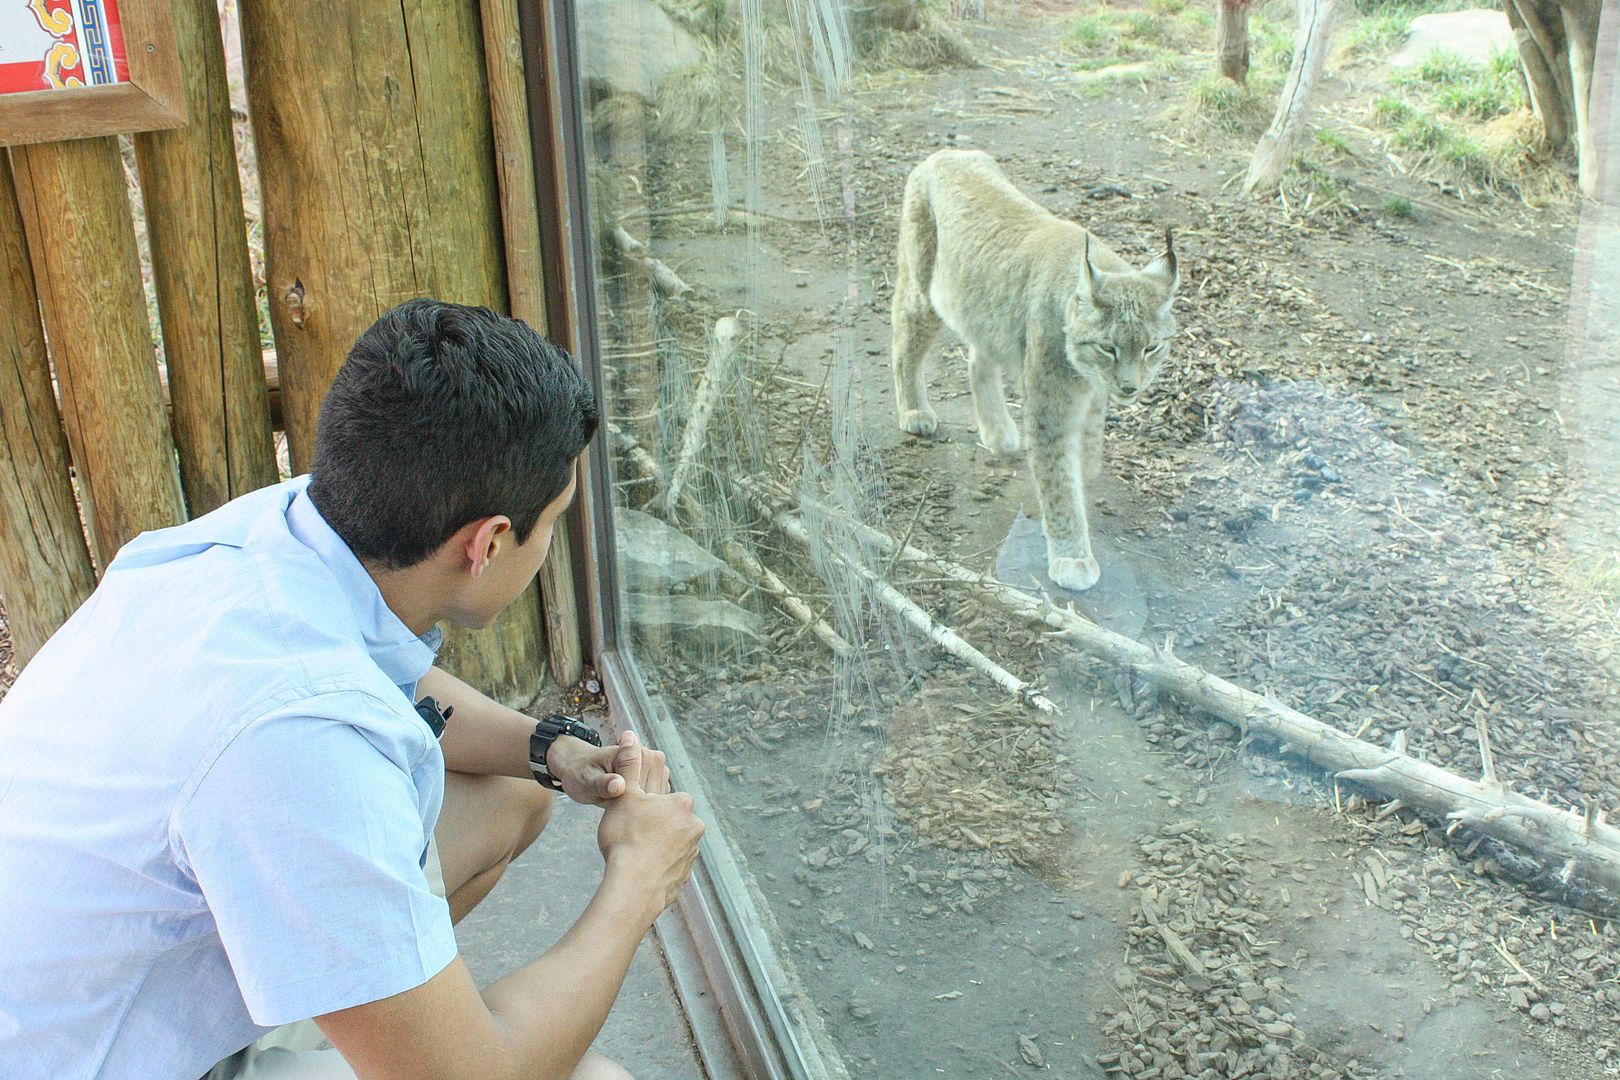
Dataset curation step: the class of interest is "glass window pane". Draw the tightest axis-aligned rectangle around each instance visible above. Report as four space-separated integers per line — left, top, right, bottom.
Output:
566 0 1619 1073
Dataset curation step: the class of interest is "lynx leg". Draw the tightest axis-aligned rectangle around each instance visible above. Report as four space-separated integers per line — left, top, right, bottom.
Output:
892 171 941 437
1080 390 1107 487
1029 388 1100 591
891 279 941 436
968 347 1021 456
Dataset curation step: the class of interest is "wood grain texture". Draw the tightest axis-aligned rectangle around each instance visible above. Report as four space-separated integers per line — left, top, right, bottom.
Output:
0 154 95 663
482 0 585 686
11 136 184 566
242 0 545 706
134 0 275 516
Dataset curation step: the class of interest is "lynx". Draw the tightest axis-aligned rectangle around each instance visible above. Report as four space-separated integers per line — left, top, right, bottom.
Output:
890 149 1179 592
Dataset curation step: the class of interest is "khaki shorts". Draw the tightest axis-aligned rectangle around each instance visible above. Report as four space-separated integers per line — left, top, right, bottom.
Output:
202 840 447 1080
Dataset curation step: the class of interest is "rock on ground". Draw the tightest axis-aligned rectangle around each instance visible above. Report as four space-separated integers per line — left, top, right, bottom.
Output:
1389 9 1515 69
577 0 702 101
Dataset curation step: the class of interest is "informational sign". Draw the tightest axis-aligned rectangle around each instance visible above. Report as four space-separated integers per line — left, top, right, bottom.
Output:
0 0 178 145
0 1 130 94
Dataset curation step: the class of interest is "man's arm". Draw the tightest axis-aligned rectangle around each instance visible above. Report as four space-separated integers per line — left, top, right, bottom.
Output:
314 746 704 1080
418 665 541 780
420 665 637 805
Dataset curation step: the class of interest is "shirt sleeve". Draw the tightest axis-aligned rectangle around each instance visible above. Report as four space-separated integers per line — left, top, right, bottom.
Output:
173 698 458 1027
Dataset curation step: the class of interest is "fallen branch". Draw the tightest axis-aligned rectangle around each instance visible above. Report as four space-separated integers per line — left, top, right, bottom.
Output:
660 316 741 518
739 476 1620 902
610 225 692 297
744 488 1058 716
607 423 851 658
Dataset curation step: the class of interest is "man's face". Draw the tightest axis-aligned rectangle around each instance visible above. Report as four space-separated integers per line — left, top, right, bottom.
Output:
452 472 578 630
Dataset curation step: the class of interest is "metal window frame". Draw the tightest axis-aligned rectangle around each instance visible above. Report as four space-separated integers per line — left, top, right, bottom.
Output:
517 4 846 1078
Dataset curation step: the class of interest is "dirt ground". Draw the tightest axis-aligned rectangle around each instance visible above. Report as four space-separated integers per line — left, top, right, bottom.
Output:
600 3 1620 1077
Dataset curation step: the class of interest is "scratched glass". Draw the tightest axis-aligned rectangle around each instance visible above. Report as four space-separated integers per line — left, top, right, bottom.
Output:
567 0 1620 1073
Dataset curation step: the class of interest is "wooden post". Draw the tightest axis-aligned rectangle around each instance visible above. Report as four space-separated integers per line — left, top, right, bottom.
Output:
11 137 185 565
482 0 586 688
1242 0 1340 196
0 154 95 664
242 0 547 707
1216 0 1252 84
133 0 276 517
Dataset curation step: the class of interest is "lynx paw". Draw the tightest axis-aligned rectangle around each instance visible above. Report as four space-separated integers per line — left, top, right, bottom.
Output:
978 426 1022 457
899 408 939 437
1049 555 1101 592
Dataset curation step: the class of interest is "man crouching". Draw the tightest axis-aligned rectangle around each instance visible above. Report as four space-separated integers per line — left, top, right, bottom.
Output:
0 299 704 1080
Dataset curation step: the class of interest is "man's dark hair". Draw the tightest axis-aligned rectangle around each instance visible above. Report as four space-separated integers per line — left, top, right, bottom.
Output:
309 299 598 569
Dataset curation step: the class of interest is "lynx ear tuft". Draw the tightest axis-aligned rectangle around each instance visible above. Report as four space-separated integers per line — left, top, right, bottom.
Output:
1143 226 1179 293
1080 233 1107 300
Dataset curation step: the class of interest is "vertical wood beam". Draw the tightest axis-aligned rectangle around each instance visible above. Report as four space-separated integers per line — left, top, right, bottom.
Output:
242 0 546 706
0 154 95 664
482 0 586 687
12 137 185 565
134 0 276 516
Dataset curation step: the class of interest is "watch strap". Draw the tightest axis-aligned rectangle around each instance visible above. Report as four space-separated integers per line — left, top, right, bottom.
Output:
529 714 603 790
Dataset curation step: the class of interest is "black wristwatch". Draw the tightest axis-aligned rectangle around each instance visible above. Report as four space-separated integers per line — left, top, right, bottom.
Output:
529 714 604 790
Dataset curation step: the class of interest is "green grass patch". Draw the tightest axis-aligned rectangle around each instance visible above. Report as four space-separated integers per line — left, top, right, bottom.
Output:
1066 12 1112 50
1120 10 1169 44
1401 47 1474 86
1372 94 1416 125
1062 5 1199 70
1370 85 1539 192
1395 46 1524 121
1346 7 1414 56
1251 14 1295 76
1314 128 1353 156
1380 195 1416 219
1283 157 1354 213
1156 71 1278 141
1177 6 1213 31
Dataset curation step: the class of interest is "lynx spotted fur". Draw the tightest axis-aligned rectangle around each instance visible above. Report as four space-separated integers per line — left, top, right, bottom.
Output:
890 149 1179 591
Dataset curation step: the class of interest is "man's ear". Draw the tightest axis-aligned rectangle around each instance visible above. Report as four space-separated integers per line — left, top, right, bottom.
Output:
461 516 512 578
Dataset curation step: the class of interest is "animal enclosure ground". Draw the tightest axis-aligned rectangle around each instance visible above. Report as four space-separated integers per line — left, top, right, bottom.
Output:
595 1 1620 1076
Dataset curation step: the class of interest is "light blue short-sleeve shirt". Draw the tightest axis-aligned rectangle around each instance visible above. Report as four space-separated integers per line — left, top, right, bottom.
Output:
0 476 458 1080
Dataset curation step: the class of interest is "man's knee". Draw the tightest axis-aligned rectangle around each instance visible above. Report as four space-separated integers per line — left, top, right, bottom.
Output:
570 1051 633 1080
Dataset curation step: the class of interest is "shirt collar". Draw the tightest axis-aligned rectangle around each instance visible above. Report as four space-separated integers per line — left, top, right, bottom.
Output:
283 476 443 692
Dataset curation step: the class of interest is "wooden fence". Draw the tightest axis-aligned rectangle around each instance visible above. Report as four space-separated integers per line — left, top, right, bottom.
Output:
0 0 583 706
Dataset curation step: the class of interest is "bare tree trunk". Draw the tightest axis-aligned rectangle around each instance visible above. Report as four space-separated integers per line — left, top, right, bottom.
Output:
1506 0 1573 152
1562 0 1600 196
1217 0 1252 85
1243 0 1340 196
1505 0 1603 195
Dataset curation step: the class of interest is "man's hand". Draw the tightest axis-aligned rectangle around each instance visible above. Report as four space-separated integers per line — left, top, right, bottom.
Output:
547 730 669 806
597 734 704 916
316 731 698 1080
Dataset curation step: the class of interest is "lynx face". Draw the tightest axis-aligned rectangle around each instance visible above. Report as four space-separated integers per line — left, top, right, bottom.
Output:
1064 235 1179 403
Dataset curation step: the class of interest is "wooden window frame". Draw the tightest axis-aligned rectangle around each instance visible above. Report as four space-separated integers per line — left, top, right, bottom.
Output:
0 0 185 147
518 1 841 1076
